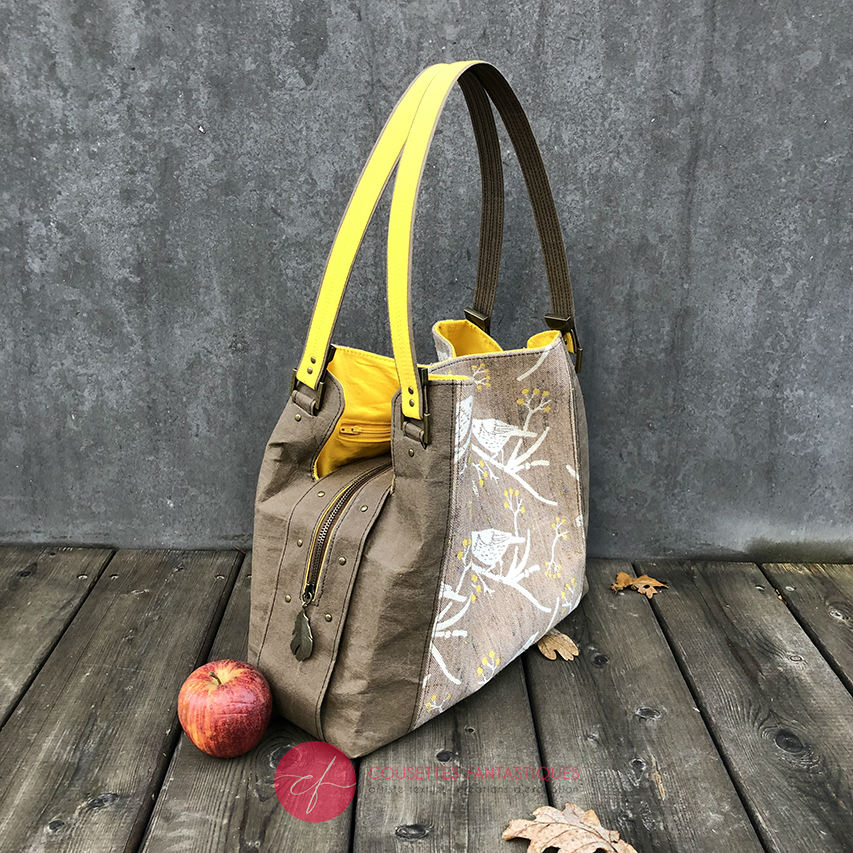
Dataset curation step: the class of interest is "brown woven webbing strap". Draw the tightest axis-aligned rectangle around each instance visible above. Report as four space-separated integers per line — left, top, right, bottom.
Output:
467 64 576 325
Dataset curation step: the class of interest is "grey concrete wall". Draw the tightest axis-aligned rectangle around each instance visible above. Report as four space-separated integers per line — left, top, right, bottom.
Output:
2 0 851 559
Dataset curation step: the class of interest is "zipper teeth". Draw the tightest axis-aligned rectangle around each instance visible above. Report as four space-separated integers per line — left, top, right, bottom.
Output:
302 463 390 600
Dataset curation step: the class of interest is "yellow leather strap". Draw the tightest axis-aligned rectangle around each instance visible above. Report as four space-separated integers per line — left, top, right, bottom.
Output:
294 62 504 394
388 62 577 423
294 64 442 391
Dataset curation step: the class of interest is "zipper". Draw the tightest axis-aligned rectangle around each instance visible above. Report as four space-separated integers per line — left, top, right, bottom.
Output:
338 423 392 438
291 461 391 661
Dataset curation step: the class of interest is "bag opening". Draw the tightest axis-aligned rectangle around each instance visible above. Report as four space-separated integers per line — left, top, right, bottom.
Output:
314 321 567 478
432 319 565 360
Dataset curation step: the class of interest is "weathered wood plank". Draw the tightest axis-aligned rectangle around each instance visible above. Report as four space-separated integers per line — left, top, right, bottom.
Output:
353 660 546 853
0 549 241 853
0 545 113 726
642 560 853 853
525 559 762 852
761 563 853 694
140 557 353 852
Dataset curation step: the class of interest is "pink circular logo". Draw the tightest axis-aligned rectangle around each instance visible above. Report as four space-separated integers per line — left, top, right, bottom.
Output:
274 741 356 822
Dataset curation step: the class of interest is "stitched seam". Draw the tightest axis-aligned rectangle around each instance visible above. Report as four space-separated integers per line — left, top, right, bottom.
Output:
408 380 460 733
310 372 347 481
560 346 587 610
313 475 393 739
257 382 344 664
255 474 319 666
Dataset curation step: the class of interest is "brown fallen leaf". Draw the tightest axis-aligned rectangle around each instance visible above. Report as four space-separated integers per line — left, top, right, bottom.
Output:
610 571 668 598
610 571 635 591
537 629 579 661
503 802 638 853
631 574 668 599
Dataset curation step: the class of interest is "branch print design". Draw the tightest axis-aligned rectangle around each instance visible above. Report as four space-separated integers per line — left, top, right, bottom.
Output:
420 330 586 721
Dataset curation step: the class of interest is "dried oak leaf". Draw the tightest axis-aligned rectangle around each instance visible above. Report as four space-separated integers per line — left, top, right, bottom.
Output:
503 802 638 853
610 571 668 598
537 629 579 661
610 571 635 592
632 574 668 599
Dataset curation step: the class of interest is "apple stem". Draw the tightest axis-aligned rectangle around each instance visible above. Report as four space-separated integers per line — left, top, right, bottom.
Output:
209 671 221 685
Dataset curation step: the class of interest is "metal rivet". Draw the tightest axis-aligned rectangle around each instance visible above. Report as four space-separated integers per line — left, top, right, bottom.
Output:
307 367 313 374
285 594 292 602
408 448 415 457
317 490 325 497
408 398 415 407
360 505 368 512
324 613 332 622
407 386 414 394
310 356 316 364
338 556 347 565
297 538 303 547
294 413 302 421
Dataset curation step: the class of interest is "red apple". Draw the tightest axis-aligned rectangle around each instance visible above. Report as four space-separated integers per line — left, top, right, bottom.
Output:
178 659 272 758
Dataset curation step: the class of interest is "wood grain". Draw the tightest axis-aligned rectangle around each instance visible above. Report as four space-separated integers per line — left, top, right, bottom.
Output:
353 660 546 853
642 560 853 853
140 557 354 852
525 559 762 852
0 549 241 853
0 544 113 726
760 563 853 694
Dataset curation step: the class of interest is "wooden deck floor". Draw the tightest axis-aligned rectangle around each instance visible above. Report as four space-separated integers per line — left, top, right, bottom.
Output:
0 547 851 852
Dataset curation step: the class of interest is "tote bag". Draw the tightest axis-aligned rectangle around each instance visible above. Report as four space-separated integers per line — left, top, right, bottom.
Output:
249 60 588 758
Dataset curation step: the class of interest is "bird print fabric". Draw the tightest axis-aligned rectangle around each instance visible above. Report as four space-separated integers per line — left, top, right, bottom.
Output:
416 324 587 724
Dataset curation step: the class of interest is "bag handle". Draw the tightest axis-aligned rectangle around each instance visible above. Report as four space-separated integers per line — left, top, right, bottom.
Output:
293 61 504 408
388 61 581 434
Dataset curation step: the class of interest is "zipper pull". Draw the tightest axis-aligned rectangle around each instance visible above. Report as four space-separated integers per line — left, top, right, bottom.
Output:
290 589 314 661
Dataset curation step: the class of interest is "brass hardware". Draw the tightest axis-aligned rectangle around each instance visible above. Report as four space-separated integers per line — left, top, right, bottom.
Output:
295 463 390 662
297 538 303 546
294 413 302 422
360 505 368 512
545 313 583 373
290 368 326 414
407 386 413 394
307 366 313 374
408 448 415 457
400 366 431 447
318 490 325 497
285 594 292 603
464 306 491 333
310 356 316 364
324 613 332 622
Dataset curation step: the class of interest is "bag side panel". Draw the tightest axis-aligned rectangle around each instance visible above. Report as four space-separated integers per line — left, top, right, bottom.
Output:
412 336 588 728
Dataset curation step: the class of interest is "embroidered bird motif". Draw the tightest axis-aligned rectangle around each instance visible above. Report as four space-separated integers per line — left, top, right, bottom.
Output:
471 528 525 569
471 417 536 459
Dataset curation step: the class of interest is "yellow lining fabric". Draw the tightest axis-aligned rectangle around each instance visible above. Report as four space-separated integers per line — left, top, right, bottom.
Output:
432 319 569 359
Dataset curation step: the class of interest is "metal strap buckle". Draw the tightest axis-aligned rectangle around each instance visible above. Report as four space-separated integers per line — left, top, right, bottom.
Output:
463 307 491 334
290 369 326 415
545 313 583 373
400 367 431 448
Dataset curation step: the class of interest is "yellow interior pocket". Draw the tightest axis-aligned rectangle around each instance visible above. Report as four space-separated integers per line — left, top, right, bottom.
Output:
314 346 397 478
